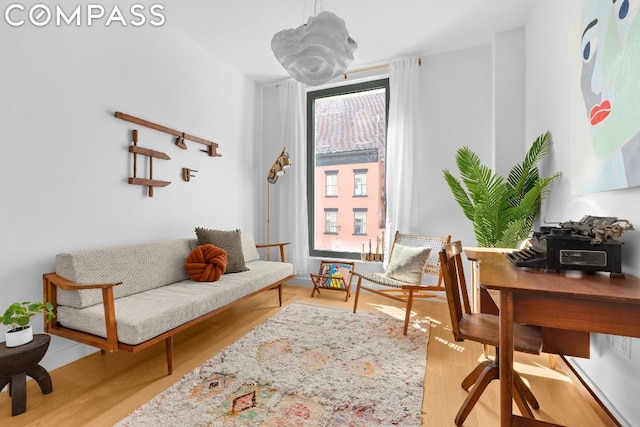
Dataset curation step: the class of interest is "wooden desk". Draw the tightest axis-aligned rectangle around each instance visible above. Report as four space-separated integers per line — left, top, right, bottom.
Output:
464 249 640 427
466 248 590 358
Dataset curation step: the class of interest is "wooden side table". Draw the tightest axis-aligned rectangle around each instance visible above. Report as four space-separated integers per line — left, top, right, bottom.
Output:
0 334 52 416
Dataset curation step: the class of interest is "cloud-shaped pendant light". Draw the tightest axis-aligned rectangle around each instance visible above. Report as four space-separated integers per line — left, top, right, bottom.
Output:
271 11 358 86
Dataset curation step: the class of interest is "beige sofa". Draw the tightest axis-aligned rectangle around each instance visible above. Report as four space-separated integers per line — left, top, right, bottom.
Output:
43 232 294 374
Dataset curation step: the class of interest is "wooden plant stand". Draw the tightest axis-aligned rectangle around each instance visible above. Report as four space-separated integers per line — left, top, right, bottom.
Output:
0 334 52 416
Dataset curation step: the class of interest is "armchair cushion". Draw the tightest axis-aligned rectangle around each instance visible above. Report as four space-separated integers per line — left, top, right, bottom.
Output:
385 244 431 283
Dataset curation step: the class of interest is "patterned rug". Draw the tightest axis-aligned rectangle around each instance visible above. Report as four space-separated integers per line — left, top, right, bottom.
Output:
116 301 429 426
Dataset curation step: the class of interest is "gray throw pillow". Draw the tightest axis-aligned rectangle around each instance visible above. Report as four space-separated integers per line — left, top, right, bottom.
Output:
195 228 248 273
385 244 431 283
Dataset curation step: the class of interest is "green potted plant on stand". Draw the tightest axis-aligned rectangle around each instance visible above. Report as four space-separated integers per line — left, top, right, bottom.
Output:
443 131 562 248
0 301 55 347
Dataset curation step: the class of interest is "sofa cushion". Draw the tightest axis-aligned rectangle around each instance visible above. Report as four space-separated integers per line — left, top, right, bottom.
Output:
56 239 196 309
56 260 294 345
240 231 260 262
195 228 248 273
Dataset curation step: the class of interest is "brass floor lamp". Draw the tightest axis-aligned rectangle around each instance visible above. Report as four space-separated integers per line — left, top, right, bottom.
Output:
266 147 292 260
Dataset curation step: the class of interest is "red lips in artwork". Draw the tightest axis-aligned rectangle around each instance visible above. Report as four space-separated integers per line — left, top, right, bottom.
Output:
590 100 611 125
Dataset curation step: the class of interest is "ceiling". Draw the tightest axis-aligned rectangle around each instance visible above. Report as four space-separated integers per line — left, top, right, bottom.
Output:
169 0 538 85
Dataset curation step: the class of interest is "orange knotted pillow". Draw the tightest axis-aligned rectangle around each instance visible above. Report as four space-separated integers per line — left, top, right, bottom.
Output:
185 244 228 282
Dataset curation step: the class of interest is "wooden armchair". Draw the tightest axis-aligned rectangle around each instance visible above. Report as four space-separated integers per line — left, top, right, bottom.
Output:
439 241 543 425
352 232 451 335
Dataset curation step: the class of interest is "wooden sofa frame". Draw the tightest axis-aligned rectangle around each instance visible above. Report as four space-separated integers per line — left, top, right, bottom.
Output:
42 242 294 375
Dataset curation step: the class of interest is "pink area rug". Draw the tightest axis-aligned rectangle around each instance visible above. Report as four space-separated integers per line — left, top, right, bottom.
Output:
116 301 429 426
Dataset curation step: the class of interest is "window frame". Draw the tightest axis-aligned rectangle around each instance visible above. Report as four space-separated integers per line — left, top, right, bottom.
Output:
324 208 339 234
325 170 338 197
307 78 390 259
353 208 368 235
353 168 368 197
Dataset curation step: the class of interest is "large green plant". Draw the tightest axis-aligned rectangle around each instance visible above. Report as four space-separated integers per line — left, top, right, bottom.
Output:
443 131 562 248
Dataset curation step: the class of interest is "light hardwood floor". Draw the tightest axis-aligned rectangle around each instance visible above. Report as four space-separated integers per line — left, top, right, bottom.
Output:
1 284 611 426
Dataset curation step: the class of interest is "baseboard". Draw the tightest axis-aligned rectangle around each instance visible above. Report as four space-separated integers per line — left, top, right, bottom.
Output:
41 337 98 372
558 355 621 427
288 276 312 287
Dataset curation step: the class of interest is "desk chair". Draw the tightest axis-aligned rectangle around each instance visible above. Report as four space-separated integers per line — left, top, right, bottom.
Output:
352 232 451 335
439 241 543 426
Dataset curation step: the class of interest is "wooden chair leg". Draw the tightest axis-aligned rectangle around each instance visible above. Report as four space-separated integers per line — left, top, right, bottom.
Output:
165 336 173 375
549 354 557 370
455 363 499 426
513 384 535 419
514 372 539 409
352 277 363 313
455 354 540 426
461 360 492 390
277 284 282 307
403 290 414 335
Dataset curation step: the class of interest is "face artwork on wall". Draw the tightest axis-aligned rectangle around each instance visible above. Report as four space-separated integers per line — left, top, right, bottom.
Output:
571 0 640 194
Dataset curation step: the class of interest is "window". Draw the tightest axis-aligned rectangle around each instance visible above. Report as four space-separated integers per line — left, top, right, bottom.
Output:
353 208 367 234
325 171 338 197
307 79 389 259
354 169 367 196
324 209 338 234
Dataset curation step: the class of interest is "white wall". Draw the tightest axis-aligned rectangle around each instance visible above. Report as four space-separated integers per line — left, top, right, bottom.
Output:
0 8 260 370
419 46 495 247
494 28 526 177
526 1 640 425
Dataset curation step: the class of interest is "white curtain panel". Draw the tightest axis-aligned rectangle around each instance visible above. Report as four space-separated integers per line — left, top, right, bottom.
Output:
277 80 310 275
384 57 422 266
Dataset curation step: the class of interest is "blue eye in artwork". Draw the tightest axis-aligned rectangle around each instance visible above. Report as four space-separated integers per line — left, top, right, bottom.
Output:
619 0 629 19
583 41 591 61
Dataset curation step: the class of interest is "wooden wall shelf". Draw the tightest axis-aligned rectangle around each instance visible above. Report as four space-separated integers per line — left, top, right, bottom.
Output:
128 129 171 197
115 111 221 157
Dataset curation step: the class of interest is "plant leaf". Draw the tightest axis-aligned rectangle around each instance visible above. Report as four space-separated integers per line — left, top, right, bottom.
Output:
442 132 562 248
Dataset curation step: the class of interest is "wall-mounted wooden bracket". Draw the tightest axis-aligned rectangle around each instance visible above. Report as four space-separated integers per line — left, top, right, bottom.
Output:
175 133 187 150
129 129 171 197
115 111 221 157
200 145 218 157
182 168 198 182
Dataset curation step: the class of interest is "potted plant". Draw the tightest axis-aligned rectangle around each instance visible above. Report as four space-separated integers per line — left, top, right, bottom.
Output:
443 131 562 248
0 301 55 347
